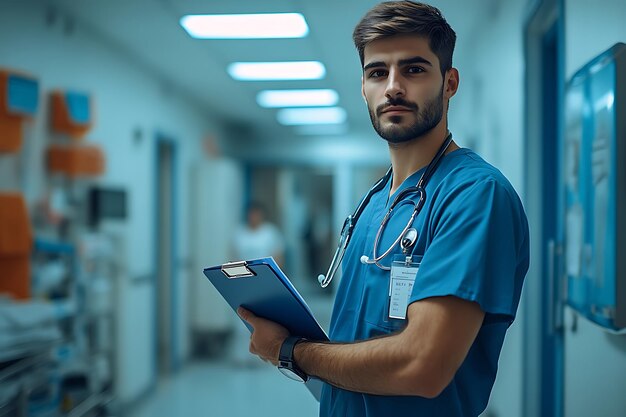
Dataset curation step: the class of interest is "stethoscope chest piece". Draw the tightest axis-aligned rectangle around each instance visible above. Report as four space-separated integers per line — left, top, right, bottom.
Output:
400 228 418 252
319 132 453 286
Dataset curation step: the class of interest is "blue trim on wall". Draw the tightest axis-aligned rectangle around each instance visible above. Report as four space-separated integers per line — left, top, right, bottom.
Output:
153 133 181 376
522 1 566 416
171 138 180 372
540 20 565 417
554 1 566 413
152 134 159 384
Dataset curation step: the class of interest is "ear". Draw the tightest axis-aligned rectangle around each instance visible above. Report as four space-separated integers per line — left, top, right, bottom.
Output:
361 75 367 103
444 68 459 100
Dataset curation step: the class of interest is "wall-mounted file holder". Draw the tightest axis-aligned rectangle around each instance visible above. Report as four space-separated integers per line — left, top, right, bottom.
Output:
0 193 33 299
47 144 105 178
50 90 92 139
0 69 39 153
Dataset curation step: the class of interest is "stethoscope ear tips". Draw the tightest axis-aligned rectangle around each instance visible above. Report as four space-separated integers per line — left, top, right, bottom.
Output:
317 274 325 284
360 255 369 264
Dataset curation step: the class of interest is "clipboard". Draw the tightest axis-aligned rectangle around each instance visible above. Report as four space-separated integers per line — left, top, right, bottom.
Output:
203 257 329 401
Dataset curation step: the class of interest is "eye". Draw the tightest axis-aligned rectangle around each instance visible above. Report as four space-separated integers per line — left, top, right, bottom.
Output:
407 66 425 74
367 69 387 78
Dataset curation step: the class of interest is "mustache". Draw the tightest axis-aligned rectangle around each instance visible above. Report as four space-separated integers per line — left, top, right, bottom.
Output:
376 98 419 116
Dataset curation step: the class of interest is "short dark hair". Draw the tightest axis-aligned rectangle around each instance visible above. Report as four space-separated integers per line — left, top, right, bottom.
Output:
353 1 456 76
246 201 266 215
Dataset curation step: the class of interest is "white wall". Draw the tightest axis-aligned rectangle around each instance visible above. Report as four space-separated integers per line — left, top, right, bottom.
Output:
563 1 626 416
452 4 527 194
452 2 529 417
0 2 226 404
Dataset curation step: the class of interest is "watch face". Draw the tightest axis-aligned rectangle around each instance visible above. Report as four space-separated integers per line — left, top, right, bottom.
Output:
278 366 307 383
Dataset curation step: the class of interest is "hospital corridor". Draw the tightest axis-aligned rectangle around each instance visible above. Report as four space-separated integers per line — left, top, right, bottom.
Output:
1 0 626 416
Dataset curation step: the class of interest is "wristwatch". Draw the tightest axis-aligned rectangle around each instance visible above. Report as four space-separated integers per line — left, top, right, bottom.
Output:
277 336 308 382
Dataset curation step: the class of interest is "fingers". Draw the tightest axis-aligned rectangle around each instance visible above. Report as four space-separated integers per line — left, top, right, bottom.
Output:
237 307 256 328
236 307 288 366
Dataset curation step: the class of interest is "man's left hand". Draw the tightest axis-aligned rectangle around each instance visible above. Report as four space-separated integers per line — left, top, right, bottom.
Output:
237 307 290 365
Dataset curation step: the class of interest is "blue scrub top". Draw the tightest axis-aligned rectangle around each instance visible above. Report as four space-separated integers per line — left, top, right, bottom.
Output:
320 148 530 417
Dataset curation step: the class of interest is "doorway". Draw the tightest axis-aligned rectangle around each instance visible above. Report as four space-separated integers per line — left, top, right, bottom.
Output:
155 136 179 375
524 1 565 416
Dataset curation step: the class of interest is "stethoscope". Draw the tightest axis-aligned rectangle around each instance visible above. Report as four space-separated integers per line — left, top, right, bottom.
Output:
318 132 454 288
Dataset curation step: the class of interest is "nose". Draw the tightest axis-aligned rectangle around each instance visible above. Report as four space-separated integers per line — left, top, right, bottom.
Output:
384 69 405 99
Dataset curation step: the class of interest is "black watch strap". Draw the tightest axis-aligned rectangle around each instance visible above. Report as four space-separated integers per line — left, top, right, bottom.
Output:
278 336 307 380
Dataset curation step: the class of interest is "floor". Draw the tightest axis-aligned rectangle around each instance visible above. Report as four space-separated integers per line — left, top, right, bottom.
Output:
131 360 320 417
131 293 334 417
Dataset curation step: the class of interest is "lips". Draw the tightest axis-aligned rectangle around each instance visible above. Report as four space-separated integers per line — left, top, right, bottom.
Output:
381 106 412 115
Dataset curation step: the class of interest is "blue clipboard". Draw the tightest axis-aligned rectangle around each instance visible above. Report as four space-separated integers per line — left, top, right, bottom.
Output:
203 257 328 401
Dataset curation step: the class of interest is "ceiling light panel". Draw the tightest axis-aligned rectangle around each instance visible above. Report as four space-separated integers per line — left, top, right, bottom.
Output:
277 107 347 125
257 89 339 108
228 61 326 81
180 13 309 39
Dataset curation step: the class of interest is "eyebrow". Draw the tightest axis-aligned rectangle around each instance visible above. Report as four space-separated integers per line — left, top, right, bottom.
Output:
363 56 434 72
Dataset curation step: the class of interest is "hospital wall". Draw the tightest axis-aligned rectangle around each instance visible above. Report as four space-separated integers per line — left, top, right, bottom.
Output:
3 1 625 416
0 2 229 405
461 0 626 415
563 0 626 415
450 1 529 417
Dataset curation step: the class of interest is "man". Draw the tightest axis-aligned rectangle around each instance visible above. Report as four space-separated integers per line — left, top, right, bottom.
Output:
238 2 529 416
232 201 285 267
230 201 285 365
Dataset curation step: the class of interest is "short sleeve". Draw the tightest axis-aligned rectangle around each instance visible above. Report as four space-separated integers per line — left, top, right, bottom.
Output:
410 179 529 324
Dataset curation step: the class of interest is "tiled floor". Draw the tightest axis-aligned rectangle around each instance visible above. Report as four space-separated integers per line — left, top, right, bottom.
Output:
131 294 334 417
131 360 320 417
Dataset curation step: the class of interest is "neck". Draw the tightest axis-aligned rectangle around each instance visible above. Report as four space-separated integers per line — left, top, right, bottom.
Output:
388 124 458 196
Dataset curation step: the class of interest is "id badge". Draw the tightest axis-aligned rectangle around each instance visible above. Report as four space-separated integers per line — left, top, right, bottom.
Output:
388 254 421 320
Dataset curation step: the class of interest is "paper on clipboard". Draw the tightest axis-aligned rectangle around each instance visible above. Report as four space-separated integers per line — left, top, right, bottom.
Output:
203 257 328 401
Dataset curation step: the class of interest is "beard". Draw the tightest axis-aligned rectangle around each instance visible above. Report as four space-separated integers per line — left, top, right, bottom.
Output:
368 86 444 144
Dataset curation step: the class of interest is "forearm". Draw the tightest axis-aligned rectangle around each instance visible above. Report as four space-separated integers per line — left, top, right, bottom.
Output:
294 331 441 397
239 298 483 398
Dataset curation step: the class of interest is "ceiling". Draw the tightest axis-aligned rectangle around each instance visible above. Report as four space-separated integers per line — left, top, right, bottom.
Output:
49 0 494 147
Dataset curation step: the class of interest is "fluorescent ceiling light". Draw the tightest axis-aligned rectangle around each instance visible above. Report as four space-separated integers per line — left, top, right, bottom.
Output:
257 89 339 108
228 61 326 81
180 13 309 39
277 107 347 125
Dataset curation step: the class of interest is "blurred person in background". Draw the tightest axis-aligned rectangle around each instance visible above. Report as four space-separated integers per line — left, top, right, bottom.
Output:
232 201 285 267
230 201 285 365
238 1 529 416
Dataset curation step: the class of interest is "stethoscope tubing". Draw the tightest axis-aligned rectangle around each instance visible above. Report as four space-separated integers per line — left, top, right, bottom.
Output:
318 132 453 287
371 194 423 270
318 168 393 287
364 133 453 269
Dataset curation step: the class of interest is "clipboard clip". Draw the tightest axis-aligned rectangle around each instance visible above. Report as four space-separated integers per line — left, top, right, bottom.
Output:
221 260 256 279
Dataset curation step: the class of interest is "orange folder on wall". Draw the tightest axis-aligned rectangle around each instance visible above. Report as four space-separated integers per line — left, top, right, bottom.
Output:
0 69 39 153
47 144 105 178
0 193 33 299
